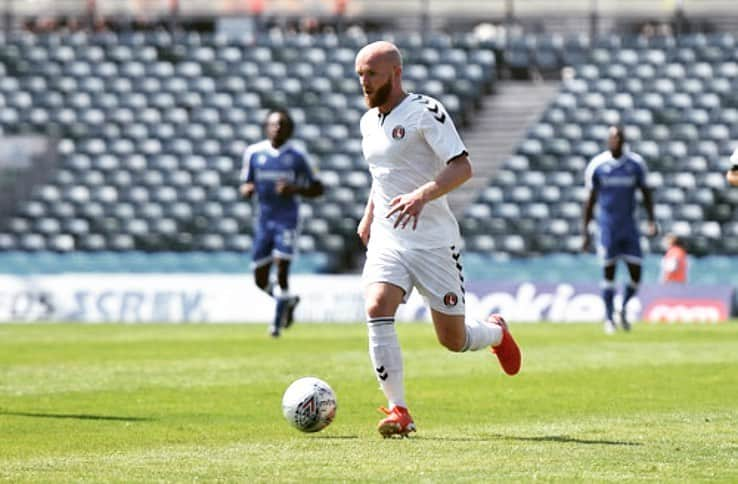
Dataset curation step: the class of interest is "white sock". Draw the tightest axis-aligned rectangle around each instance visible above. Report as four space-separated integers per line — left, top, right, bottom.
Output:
462 318 503 352
273 285 291 301
367 317 406 409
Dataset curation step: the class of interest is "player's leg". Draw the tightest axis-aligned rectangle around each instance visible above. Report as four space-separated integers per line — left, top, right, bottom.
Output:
365 282 415 437
273 256 300 328
601 263 617 334
273 226 300 329
618 233 643 331
253 263 273 295
413 246 520 375
362 248 415 437
251 223 280 336
598 230 618 334
620 261 642 332
429 310 520 376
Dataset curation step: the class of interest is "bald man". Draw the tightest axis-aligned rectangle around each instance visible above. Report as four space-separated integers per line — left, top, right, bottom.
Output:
354 41 521 438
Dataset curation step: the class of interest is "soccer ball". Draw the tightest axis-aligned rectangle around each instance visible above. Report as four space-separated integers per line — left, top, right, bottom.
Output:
281 377 337 433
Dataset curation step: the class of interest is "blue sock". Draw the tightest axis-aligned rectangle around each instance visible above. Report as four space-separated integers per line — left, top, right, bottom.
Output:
622 282 638 310
273 297 288 330
601 282 615 322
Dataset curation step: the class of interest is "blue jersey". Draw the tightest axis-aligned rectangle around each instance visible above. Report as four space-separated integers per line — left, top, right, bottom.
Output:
240 140 318 227
585 150 648 234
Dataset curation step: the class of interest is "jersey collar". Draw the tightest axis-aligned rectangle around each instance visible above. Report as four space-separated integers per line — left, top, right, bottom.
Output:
377 92 411 125
264 140 292 155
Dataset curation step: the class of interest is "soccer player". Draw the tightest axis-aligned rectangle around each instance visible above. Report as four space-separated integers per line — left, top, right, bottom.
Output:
726 148 738 186
581 125 657 334
354 40 521 438
239 108 324 337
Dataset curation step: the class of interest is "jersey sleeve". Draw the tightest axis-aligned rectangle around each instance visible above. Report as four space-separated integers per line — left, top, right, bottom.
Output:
730 147 738 165
295 151 320 187
632 153 648 188
418 98 467 164
240 147 255 183
584 158 598 190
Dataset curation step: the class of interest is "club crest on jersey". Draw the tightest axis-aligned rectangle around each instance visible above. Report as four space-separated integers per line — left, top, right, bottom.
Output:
391 125 405 140
443 292 458 307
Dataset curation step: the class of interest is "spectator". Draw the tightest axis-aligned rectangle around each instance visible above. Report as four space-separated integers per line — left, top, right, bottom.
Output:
660 234 688 283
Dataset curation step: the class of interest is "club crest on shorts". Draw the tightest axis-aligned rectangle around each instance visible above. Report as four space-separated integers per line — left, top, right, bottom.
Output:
443 292 458 307
391 125 405 140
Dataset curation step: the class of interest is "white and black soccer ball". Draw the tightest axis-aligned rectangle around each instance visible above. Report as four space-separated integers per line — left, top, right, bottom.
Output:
281 377 337 433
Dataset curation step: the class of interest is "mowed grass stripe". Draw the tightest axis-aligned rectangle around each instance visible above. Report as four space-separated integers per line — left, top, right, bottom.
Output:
1 322 737 482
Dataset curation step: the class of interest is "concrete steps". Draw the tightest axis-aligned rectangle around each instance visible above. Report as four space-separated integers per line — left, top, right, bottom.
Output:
448 81 561 217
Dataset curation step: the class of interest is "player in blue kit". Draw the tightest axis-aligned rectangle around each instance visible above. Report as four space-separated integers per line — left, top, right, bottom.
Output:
239 109 324 337
582 125 657 334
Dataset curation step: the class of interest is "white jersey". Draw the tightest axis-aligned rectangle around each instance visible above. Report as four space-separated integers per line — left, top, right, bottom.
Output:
731 147 738 165
360 93 467 250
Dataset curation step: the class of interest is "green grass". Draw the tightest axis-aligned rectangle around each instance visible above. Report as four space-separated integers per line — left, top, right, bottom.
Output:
1 321 737 482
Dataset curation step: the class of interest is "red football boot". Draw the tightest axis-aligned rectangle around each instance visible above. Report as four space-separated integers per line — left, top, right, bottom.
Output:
488 314 522 375
377 406 416 438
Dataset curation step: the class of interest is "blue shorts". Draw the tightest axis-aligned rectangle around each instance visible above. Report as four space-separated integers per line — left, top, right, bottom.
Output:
252 219 297 268
597 228 642 266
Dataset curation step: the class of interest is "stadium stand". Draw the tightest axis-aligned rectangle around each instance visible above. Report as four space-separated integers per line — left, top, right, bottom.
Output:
0 29 496 273
0 26 736 283
461 32 738 266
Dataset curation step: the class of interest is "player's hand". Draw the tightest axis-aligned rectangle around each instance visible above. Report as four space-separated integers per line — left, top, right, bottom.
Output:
386 190 426 230
275 180 298 196
357 215 372 246
239 183 255 199
646 221 658 237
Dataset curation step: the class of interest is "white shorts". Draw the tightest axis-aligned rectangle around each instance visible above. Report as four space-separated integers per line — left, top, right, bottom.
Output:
362 245 466 316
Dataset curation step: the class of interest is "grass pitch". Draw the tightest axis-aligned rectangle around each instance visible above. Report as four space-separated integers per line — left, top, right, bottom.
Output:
1 321 737 482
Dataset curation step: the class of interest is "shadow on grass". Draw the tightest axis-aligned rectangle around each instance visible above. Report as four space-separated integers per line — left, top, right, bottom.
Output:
0 410 154 422
415 434 641 446
489 433 642 446
312 435 359 439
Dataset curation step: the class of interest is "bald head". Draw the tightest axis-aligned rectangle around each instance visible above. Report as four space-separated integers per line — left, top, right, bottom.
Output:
355 40 403 68
355 41 405 111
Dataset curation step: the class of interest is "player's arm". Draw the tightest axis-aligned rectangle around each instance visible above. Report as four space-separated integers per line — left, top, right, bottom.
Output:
275 179 324 198
275 154 325 198
581 189 597 251
239 182 255 198
640 185 657 236
239 148 256 198
386 153 472 230
357 185 374 246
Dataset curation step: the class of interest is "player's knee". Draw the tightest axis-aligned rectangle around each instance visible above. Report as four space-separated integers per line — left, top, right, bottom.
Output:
437 333 465 352
365 301 384 319
254 276 269 291
365 298 396 319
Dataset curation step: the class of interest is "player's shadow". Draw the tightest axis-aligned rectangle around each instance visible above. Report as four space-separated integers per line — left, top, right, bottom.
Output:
489 433 642 446
0 410 154 422
417 434 640 446
312 435 359 439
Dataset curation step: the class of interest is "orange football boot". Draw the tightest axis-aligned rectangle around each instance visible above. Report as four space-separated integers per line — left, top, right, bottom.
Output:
488 313 522 375
377 405 416 438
